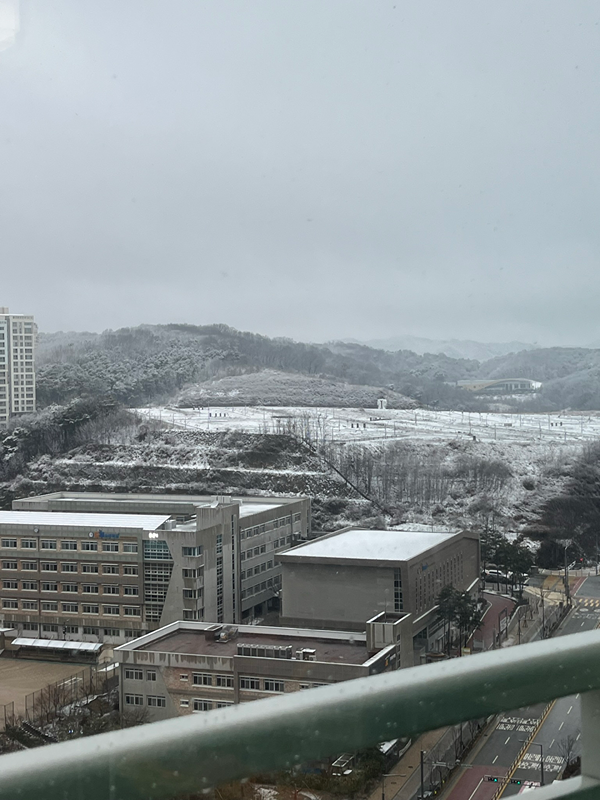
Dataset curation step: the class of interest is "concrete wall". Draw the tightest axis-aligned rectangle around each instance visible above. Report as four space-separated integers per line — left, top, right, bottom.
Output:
280 562 396 630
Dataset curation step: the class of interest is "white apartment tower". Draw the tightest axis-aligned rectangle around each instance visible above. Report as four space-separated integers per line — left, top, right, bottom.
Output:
0 308 36 425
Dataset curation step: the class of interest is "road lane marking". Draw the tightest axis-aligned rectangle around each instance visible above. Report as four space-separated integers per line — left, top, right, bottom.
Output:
505 736 511 744
576 694 580 699
493 755 499 763
550 739 555 748
467 777 484 800
577 732 581 741
559 721 564 730
568 705 573 714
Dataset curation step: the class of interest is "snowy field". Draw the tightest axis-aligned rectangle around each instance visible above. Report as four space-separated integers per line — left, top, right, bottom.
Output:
135 406 600 448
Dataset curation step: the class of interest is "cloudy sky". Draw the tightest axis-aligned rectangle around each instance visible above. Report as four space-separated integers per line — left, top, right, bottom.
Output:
1 1 599 345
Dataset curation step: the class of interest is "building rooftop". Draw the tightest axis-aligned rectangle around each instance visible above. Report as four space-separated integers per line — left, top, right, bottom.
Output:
279 528 458 563
117 622 370 665
238 502 284 518
0 511 171 532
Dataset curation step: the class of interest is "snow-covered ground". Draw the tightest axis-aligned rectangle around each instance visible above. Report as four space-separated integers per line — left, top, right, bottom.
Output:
136 406 600 447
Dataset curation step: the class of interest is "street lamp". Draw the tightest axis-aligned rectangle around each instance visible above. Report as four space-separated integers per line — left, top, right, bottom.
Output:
381 772 400 800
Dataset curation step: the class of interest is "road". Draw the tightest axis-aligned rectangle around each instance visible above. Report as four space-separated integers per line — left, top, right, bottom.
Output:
445 578 599 800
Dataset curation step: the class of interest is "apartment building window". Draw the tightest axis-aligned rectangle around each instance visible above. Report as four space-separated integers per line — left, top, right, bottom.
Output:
180 699 190 708
61 563 77 572
41 562 58 572
83 626 99 635
394 569 403 612
1 539 17 548
147 696 166 707
123 543 138 554
103 628 121 637
124 695 143 706
102 585 119 595
124 607 141 617
216 702 233 708
182 568 198 578
41 601 58 611
2 580 18 590
22 561 37 571
239 677 260 690
82 604 99 614
2 599 18 609
102 543 119 552
181 546 202 557
62 603 78 613
193 699 212 712
2 561 17 570
41 582 58 592
144 540 172 560
22 581 37 590
61 583 78 593
81 542 98 552
193 673 212 686
22 600 38 610
183 588 198 599
124 586 139 596
21 539 36 549
82 564 99 574
216 675 234 688
183 609 198 620
43 623 58 632
180 674 189 681
61 541 77 551
40 540 57 550
64 625 79 634
82 585 99 594
147 670 157 681
103 605 120 616
125 669 143 680
102 564 119 575
123 565 138 576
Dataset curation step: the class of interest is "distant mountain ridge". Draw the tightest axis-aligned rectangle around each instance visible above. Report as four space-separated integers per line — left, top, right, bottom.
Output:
345 335 538 361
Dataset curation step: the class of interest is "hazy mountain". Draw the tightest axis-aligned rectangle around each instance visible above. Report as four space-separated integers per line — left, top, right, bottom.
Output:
348 335 537 361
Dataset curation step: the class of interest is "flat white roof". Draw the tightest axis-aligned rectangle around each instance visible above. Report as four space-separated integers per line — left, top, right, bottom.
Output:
238 503 283 518
0 511 170 532
12 638 102 652
281 528 458 562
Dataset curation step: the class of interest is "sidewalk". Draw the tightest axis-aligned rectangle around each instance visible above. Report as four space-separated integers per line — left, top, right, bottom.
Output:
369 728 450 800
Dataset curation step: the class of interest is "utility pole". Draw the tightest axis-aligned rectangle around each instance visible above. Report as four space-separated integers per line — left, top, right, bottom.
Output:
420 750 426 800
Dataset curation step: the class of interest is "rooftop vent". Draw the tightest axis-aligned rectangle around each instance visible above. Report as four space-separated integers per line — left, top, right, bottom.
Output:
218 626 239 642
236 643 293 659
296 648 317 661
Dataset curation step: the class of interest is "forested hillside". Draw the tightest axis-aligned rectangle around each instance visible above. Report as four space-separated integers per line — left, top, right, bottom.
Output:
36 325 481 409
35 325 600 411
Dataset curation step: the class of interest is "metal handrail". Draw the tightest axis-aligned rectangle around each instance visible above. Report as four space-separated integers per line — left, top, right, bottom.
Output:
1 630 600 799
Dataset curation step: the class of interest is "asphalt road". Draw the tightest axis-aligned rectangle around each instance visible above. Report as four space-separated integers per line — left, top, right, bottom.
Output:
500 580 598 797
445 580 598 800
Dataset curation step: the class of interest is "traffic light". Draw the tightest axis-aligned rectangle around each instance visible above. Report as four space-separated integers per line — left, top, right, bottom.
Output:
485 776 499 782
510 779 522 785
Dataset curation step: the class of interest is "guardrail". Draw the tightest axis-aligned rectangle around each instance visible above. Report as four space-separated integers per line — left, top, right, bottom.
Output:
0 630 600 799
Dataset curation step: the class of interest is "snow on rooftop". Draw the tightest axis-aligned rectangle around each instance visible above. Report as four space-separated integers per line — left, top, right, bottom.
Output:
282 528 458 562
238 502 283 518
0 511 170 532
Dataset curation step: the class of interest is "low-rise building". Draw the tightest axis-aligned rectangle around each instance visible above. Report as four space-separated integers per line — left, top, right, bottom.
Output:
0 492 310 642
114 617 410 722
278 526 480 659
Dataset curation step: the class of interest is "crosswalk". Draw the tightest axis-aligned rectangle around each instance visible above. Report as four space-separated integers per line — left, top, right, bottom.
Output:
575 597 600 609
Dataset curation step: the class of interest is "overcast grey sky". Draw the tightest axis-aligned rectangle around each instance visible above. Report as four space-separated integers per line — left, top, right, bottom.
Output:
1 1 599 345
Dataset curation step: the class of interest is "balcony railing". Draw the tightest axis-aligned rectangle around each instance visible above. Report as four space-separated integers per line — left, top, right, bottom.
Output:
0 630 600 799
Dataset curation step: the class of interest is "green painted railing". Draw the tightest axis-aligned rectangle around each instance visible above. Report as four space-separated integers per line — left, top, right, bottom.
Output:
1 630 600 799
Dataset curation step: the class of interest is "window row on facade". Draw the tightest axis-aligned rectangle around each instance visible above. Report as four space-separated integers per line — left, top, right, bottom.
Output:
1 580 139 595
241 536 291 561
241 574 281 600
1 598 141 615
0 538 138 553
240 558 274 580
1 560 139 575
20 621 139 637
240 514 297 539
